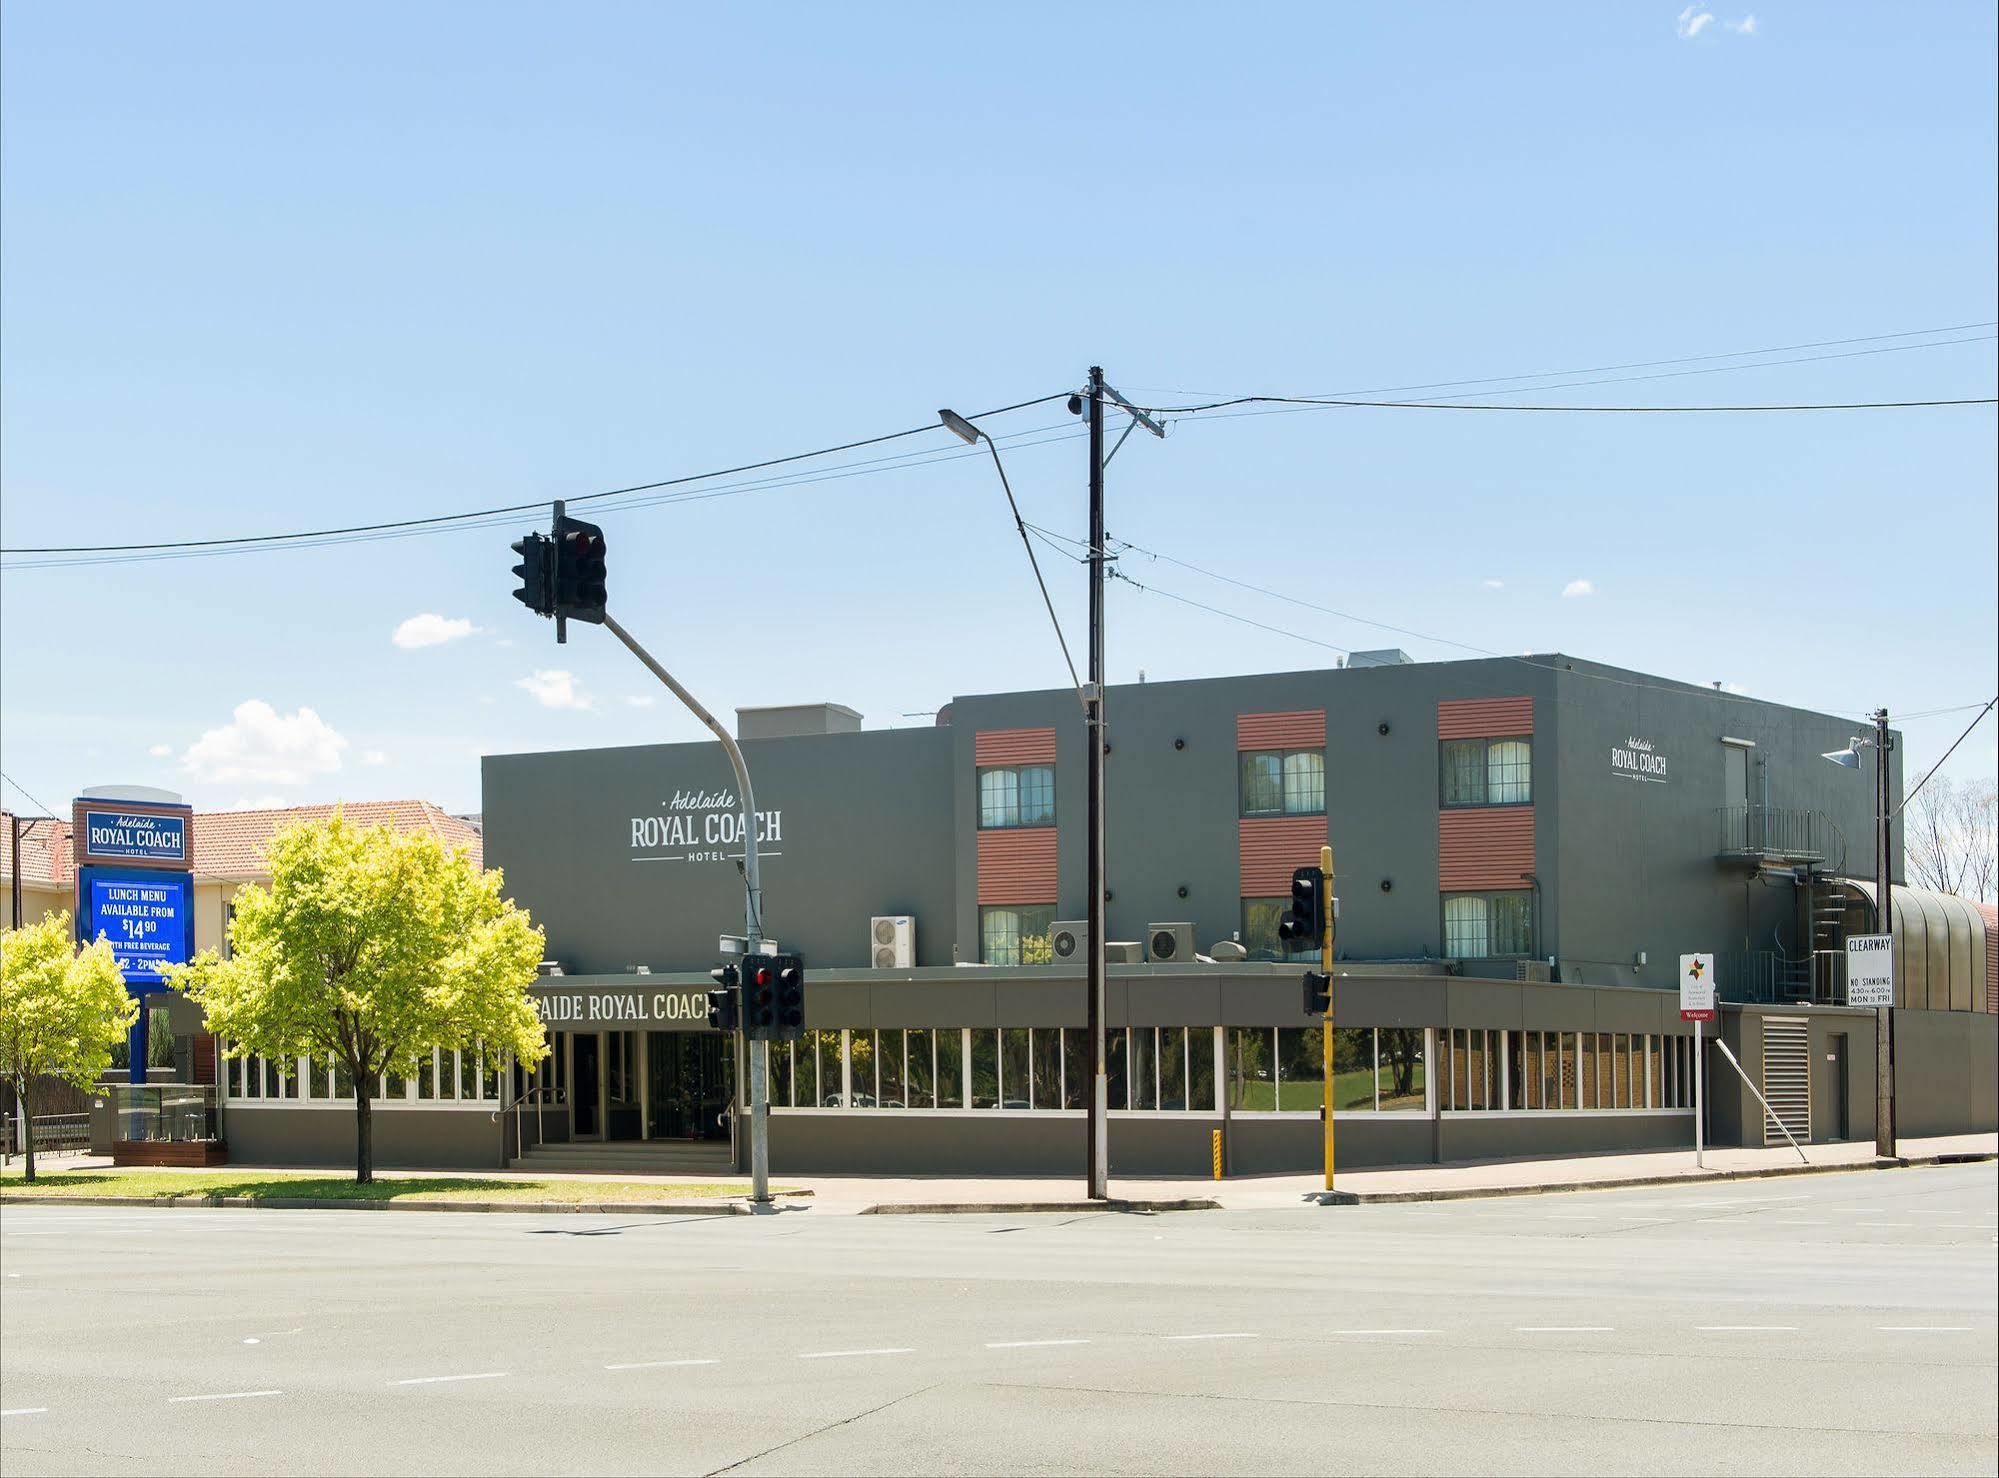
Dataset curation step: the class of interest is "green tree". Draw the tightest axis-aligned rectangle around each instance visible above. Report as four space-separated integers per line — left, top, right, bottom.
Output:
0 912 135 1183
160 813 549 1183
1020 931 1054 966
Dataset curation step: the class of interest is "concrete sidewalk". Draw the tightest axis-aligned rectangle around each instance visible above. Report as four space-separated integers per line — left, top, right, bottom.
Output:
10 1133 1991 1214
797 1132 1998 1212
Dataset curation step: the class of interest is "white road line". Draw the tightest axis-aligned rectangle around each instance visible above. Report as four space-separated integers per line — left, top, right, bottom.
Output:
1876 1325 1972 1333
1696 1325 1797 1333
1332 1328 1438 1337
2 1409 48 1417
1768 1219 1826 1226
1546 1214 1599 1221
1163 1332 1258 1342
604 1358 720 1371
796 1348 913 1360
390 1372 509 1386
167 1390 282 1404
1857 1222 1917 1228
1518 1326 1614 1333
986 1339 1091 1349
1618 1216 1672 1223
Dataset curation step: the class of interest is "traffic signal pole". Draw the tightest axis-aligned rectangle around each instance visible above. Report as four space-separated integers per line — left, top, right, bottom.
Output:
599 612 771 1207
1320 843 1335 1194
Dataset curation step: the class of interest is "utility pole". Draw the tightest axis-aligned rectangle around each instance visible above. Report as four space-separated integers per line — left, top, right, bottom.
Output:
9 811 20 929
1319 843 1336 1193
1873 706 1895 1160
1085 366 1109 1201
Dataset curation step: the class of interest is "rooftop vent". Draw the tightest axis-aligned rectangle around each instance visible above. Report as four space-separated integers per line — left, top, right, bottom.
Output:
1347 649 1414 668
736 703 863 740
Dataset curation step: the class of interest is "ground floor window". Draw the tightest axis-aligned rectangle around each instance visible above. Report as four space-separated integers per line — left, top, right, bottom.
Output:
765 1026 1221 1112
1225 1026 1429 1112
979 905 1055 965
1441 1029 1699 1112
223 1041 511 1104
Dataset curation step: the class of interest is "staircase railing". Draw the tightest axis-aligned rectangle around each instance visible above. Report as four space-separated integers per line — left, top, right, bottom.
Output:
493 1084 566 1164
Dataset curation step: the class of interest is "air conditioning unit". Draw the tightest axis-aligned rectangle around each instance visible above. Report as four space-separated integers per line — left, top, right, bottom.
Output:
1050 920 1088 963
1514 959 1552 983
1147 922 1195 963
870 915 915 969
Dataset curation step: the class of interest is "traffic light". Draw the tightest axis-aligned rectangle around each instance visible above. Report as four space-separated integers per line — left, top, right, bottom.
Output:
510 532 552 617
1302 969 1331 1015
773 956 805 1039
552 513 608 625
1278 865 1326 949
708 963 740 1034
742 959 777 1038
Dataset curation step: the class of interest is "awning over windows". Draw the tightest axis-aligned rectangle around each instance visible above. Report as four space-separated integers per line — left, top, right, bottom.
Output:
1844 882 1992 1012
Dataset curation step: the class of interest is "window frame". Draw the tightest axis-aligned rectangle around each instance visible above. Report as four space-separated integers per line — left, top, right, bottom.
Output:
977 763 1056 830
1439 735 1533 808
1238 747 1325 818
979 904 1056 966
1440 889 1535 959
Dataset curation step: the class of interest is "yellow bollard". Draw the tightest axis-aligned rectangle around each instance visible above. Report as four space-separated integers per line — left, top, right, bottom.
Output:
1211 1127 1223 1180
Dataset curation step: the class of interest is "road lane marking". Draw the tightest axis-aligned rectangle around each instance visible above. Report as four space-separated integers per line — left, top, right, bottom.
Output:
987 1339 1090 1349
2 1409 48 1417
605 1358 720 1371
1163 1332 1257 1342
1857 1222 1916 1228
1875 1325 1971 1333
168 1390 282 1404
1768 1219 1825 1226
1332 1328 1437 1336
391 1372 508 1386
1518 1326 1613 1333
1546 1214 1599 1221
1617 1216 1672 1223
1696 1325 1797 1332
796 1348 913 1360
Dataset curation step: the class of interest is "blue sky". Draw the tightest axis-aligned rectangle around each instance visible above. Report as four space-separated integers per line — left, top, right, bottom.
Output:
2 1 1994 817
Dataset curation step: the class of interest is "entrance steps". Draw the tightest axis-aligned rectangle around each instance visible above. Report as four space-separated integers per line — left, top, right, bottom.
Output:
513 1140 736 1176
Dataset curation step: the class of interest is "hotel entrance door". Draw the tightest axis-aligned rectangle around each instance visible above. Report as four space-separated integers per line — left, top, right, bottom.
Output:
647 1032 733 1142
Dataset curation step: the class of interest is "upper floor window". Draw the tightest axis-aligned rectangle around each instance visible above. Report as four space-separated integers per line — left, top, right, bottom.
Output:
1440 736 1531 807
980 904 1055 966
979 764 1055 828
1442 891 1533 958
1240 749 1324 816
1240 898 1317 962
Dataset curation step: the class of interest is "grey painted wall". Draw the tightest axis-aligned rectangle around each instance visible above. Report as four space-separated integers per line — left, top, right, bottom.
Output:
482 654 1911 993
484 726 957 974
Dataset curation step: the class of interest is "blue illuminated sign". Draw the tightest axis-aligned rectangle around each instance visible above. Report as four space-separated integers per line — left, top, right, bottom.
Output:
82 809 187 864
79 868 194 985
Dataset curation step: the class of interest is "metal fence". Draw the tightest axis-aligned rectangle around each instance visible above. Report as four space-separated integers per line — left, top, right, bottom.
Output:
0 1112 93 1159
1716 949 1850 1007
1714 805 1842 867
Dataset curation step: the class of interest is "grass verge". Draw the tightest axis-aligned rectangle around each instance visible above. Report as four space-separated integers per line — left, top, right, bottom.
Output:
0 1168 775 1204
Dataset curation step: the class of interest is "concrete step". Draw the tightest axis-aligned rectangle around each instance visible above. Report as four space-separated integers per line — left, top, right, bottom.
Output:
515 1142 735 1175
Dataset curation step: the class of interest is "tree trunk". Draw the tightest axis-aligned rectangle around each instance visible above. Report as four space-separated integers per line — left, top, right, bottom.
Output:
19 1077 34 1184
354 1090 373 1185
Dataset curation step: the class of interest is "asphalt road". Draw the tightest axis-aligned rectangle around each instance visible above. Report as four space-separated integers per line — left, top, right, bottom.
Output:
1 1164 1994 1476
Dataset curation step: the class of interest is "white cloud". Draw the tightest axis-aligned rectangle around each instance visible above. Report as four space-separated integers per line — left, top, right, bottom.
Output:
148 743 172 758
1676 5 1714 38
624 694 658 708
516 670 593 710
392 613 479 650
1721 681 1750 695
1724 13 1756 33
227 795 291 811
1562 578 1597 598
182 700 349 785
1481 578 1505 590
361 749 388 766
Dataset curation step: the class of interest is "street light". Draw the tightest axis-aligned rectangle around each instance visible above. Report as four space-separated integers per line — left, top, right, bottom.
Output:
1820 743 1862 769
938 408 981 445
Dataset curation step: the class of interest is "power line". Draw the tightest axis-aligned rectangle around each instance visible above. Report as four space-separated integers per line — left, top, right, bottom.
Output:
0 391 1075 558
0 770 59 819
1135 390 1996 419
1123 321 1999 402
1099 530 1996 723
1892 699 1999 817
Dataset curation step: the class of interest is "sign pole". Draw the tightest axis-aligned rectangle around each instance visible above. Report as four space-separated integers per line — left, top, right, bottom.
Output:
1679 952 1715 1169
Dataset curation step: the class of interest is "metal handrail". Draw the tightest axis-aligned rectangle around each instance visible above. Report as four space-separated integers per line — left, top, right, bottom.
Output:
1714 805 1845 870
492 1084 566 1162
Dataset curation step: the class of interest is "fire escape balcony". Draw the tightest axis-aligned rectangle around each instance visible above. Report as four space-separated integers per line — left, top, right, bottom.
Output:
1713 804 1840 869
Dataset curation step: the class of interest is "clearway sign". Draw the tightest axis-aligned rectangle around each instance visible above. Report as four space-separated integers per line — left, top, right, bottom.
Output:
1679 953 1716 1021
1846 934 1895 1008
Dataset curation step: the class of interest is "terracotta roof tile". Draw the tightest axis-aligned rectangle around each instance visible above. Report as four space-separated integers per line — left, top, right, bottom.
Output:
0 812 73 890
192 800 482 878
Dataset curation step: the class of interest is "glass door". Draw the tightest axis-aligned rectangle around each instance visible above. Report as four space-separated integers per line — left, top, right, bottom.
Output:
647 1033 735 1141
571 1032 602 1139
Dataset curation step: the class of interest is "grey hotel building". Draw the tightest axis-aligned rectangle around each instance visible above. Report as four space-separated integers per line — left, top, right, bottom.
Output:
219 652 1998 1176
